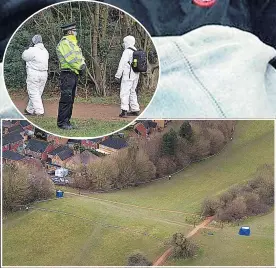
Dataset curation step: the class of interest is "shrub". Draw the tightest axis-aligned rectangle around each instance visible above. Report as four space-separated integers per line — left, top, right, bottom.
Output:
3 164 30 213
217 196 247 221
171 233 199 259
201 164 274 222
3 164 55 213
127 252 152 266
156 156 177 177
179 121 193 141
201 198 220 217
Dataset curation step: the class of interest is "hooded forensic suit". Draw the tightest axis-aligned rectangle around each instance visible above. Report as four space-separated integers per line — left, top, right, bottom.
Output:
22 35 49 115
115 36 140 113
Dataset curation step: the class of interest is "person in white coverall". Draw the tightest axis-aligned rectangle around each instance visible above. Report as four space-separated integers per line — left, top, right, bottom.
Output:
115 35 140 118
22 34 49 116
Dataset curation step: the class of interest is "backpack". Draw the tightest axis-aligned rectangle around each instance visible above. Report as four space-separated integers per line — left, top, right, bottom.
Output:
128 48 147 73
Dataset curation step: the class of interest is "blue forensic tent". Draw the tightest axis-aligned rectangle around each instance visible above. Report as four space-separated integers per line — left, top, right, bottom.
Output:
56 190 64 198
239 226 251 236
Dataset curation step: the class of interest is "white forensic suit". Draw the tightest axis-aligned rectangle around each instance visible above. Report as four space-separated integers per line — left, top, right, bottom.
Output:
22 42 49 115
115 35 140 112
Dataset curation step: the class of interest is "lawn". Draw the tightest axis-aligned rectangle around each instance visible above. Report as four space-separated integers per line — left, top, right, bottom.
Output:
2 120 274 266
2 196 193 266
92 120 274 212
27 116 129 138
167 212 274 266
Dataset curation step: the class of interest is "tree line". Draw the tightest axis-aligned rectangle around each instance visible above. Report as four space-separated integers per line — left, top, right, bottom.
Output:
201 164 274 222
72 120 236 191
4 1 159 99
2 120 235 213
3 163 54 214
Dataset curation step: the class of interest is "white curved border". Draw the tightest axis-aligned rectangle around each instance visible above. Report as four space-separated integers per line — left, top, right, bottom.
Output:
2 0 161 140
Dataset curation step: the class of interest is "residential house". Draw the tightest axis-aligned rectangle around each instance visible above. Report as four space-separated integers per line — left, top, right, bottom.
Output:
24 139 55 161
65 150 100 170
8 124 25 134
2 120 13 135
2 150 26 164
8 125 30 143
48 145 74 167
47 134 68 145
67 139 81 149
81 138 105 150
19 120 34 131
2 131 24 152
97 137 128 155
134 120 158 138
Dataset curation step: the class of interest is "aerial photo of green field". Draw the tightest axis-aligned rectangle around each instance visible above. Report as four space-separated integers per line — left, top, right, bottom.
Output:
2 120 274 266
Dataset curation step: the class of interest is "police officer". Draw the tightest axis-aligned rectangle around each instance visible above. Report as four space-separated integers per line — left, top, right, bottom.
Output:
56 22 86 130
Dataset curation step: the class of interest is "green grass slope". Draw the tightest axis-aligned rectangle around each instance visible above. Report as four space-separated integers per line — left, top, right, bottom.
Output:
168 212 274 266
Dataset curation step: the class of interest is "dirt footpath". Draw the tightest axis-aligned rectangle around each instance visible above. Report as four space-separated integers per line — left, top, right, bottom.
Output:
153 216 215 266
13 98 144 122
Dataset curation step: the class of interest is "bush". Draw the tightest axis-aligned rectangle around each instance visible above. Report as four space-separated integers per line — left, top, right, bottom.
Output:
156 156 177 177
243 192 269 215
171 233 199 259
179 121 193 141
201 164 274 222
217 196 247 221
3 164 55 213
201 198 220 217
127 252 152 266
3 164 30 213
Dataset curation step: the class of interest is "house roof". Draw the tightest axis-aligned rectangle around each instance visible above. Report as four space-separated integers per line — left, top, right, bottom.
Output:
84 138 103 143
49 146 68 155
136 120 158 129
100 137 128 149
3 132 23 146
25 139 50 153
57 148 74 160
2 150 25 161
19 120 31 127
142 120 157 129
2 121 13 128
49 145 74 160
67 150 99 166
67 139 81 144
135 123 147 137
9 125 25 133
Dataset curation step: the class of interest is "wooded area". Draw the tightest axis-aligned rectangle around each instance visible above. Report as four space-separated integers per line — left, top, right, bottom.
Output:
73 121 236 191
2 121 236 214
4 2 159 98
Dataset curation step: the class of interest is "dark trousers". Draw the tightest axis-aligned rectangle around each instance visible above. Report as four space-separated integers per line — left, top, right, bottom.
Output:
57 71 78 127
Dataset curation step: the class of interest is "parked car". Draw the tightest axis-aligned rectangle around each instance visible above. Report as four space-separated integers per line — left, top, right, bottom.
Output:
51 177 69 185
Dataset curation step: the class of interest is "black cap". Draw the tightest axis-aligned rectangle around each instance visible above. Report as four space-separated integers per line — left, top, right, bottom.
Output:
61 22 77 31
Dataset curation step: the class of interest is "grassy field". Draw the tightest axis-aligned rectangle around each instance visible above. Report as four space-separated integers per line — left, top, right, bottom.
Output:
27 116 129 137
2 120 274 266
92 121 274 212
167 212 274 266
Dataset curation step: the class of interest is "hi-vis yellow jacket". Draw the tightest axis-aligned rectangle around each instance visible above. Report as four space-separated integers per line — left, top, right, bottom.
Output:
56 35 85 74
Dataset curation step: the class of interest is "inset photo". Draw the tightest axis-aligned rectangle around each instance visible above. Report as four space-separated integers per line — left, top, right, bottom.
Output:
2 119 274 266
3 0 159 137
